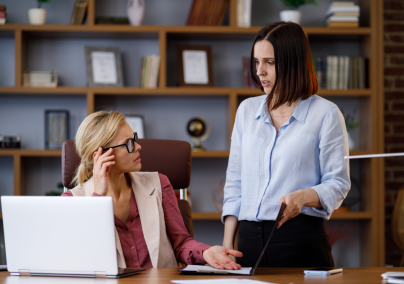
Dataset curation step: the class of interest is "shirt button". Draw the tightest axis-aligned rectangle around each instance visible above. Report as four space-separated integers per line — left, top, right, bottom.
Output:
131 246 135 250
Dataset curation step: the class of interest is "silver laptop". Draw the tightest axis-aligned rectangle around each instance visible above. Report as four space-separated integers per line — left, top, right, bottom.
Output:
1 196 145 278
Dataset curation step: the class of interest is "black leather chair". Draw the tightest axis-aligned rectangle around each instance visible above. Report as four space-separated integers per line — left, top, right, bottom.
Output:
62 138 194 238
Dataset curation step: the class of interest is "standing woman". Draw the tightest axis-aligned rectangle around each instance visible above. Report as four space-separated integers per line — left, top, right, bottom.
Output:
222 22 350 267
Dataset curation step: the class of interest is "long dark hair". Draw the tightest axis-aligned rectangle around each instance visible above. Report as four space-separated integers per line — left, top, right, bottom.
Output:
250 22 318 111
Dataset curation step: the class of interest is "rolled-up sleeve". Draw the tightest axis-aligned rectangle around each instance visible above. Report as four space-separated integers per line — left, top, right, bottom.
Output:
221 103 245 223
310 106 351 218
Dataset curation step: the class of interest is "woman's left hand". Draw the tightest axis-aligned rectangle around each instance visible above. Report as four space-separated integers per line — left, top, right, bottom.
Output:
202 245 243 270
278 190 305 229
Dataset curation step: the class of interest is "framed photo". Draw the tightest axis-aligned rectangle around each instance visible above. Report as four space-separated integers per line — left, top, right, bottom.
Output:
125 115 145 138
45 110 70 149
85 46 124 87
177 45 214 87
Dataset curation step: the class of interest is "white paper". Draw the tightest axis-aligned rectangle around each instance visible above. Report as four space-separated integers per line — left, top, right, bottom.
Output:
91 51 117 84
181 265 252 275
126 117 145 138
172 279 276 284
183 50 209 84
383 272 404 279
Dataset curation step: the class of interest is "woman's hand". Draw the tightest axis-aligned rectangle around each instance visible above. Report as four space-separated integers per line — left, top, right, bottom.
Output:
278 188 322 228
93 147 115 196
202 245 243 270
278 191 304 228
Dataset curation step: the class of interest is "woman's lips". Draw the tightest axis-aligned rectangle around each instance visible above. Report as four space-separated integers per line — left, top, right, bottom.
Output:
261 81 271 87
134 157 141 163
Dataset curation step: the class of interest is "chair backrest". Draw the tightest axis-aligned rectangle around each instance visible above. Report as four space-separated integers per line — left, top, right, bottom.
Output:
62 138 194 237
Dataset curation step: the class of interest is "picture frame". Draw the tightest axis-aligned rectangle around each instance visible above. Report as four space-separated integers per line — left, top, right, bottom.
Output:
125 115 145 139
85 46 124 87
45 110 70 149
177 45 214 87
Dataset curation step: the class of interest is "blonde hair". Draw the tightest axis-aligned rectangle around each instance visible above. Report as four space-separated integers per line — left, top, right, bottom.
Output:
73 110 126 185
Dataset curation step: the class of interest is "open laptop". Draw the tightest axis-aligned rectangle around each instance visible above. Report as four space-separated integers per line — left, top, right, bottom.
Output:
1 196 145 278
179 202 287 275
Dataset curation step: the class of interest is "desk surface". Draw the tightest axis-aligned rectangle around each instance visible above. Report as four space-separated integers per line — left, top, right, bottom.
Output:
0 267 401 284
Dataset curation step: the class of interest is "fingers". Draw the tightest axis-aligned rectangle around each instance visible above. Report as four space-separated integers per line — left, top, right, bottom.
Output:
209 261 224 270
225 248 243 258
93 148 114 171
101 161 115 174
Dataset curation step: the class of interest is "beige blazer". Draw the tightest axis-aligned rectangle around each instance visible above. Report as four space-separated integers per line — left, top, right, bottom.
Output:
69 171 178 268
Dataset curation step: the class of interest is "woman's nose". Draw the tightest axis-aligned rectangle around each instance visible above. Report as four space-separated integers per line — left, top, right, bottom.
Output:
256 63 265 76
135 142 141 152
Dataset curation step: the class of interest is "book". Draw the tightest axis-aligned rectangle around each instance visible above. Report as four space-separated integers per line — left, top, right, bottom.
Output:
331 1 355 6
23 71 58 87
186 0 228 26
326 5 360 16
236 0 251 27
70 1 88 25
328 12 360 17
95 17 129 25
327 21 359 28
326 16 358 22
140 55 160 88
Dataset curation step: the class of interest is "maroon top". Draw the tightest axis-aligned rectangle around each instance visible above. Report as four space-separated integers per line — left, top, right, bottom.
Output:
62 173 210 267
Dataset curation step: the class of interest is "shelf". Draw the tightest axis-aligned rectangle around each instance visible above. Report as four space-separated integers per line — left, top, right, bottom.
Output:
0 87 373 97
0 149 62 157
0 24 372 40
0 149 229 158
191 211 373 221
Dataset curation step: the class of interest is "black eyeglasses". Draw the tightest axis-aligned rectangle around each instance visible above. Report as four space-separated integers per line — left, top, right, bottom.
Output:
102 132 139 154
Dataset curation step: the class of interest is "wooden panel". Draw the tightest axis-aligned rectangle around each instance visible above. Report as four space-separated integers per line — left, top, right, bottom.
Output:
87 0 95 26
159 31 167 88
87 92 94 114
229 0 237 27
14 29 24 87
13 154 21 196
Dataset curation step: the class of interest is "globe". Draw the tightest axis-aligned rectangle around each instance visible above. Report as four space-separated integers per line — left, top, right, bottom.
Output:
187 118 206 138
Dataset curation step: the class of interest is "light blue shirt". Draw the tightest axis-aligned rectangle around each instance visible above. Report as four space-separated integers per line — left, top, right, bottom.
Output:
222 94 350 222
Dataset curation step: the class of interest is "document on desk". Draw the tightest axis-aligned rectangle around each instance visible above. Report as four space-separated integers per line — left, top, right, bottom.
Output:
172 279 276 284
180 265 252 275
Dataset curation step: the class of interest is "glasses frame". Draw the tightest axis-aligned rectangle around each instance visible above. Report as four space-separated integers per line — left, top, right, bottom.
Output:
102 132 138 154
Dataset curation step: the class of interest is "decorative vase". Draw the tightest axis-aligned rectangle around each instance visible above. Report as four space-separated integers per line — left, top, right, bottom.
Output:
347 132 355 150
28 8 47 25
127 0 145 26
279 10 301 25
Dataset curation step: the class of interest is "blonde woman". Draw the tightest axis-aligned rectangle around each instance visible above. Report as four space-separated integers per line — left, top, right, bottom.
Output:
63 110 242 269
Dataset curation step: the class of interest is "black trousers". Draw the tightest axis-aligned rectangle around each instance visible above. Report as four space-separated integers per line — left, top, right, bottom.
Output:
237 214 334 268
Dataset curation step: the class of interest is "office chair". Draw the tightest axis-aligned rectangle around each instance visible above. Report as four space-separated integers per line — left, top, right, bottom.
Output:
62 138 194 238
392 187 404 266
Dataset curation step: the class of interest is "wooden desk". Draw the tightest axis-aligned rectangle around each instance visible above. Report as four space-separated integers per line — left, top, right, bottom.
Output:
0 267 401 284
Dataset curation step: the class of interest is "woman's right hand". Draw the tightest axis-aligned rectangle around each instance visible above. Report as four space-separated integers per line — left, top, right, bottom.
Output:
93 147 115 196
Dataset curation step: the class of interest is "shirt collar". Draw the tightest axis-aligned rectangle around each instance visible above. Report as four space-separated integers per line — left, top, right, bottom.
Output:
254 95 313 124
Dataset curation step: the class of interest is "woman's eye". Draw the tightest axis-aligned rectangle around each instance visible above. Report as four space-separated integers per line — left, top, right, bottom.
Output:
268 61 274 65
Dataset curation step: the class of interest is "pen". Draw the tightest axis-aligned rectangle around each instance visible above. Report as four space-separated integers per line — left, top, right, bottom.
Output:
344 152 404 159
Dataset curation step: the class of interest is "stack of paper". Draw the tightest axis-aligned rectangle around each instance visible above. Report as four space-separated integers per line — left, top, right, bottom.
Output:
326 1 360 28
140 55 160 88
23 70 58 87
382 272 404 283
172 279 276 284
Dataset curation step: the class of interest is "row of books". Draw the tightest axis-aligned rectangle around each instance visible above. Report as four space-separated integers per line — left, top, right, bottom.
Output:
187 0 229 26
140 55 160 88
23 71 58 87
314 56 368 90
236 0 252 28
70 0 87 25
326 1 360 28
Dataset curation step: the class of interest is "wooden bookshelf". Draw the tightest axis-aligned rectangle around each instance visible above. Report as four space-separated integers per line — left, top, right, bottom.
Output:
0 0 384 266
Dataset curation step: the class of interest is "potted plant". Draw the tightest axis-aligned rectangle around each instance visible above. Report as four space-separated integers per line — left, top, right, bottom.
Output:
279 0 318 25
29 0 50 25
343 111 359 150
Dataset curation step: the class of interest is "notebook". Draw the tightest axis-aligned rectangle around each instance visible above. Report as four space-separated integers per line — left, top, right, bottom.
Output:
179 203 287 275
1 196 145 278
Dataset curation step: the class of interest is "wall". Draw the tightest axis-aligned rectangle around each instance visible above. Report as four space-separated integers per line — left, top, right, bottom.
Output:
384 0 404 267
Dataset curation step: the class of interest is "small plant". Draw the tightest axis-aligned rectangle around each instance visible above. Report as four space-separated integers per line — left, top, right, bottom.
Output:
280 0 318 10
37 0 51 9
344 114 359 131
45 182 64 196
